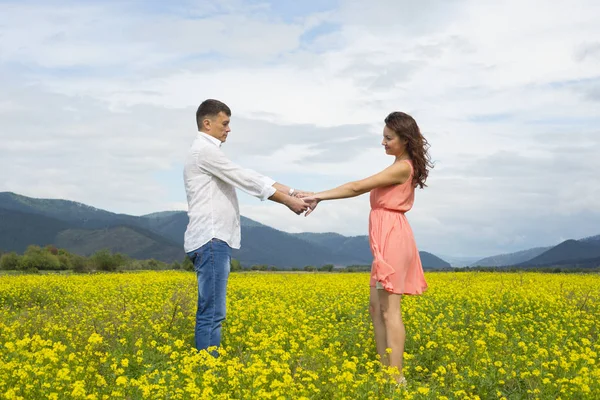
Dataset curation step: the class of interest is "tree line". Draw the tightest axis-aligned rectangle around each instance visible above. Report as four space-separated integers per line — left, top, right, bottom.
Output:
429 265 600 274
0 246 366 274
0 245 176 273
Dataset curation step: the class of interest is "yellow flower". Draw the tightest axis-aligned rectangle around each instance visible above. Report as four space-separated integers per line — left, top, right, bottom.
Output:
87 333 103 345
71 381 86 398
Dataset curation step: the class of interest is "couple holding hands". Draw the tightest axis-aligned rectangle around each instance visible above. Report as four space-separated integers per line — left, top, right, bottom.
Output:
183 99 432 385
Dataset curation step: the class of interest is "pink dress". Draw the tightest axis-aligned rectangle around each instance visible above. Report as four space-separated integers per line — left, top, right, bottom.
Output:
369 159 428 295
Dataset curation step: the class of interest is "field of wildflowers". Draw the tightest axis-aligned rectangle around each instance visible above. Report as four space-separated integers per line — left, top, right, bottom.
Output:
0 271 598 399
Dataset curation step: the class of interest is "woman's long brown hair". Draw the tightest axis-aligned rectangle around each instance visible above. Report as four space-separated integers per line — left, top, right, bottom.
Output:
384 112 433 189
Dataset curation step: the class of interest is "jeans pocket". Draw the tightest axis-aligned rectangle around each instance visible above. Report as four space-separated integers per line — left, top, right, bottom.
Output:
189 250 202 266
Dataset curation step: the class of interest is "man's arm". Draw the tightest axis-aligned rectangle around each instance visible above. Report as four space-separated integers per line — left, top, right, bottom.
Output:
198 147 276 200
197 147 308 213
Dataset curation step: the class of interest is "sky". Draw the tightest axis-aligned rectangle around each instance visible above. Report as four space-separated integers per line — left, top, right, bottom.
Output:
1 0 599 259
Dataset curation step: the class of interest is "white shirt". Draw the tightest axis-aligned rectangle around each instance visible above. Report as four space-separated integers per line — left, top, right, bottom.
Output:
183 132 276 252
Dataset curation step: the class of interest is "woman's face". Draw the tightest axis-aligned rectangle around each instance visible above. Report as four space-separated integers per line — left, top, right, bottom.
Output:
382 125 407 156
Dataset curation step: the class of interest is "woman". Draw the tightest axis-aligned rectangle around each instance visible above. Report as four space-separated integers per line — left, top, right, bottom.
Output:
301 111 432 385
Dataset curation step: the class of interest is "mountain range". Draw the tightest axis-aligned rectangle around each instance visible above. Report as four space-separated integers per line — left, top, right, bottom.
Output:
470 247 552 267
1 192 599 270
0 192 450 269
470 234 600 268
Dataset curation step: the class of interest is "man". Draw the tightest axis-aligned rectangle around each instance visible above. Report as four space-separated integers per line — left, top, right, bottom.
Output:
183 99 308 355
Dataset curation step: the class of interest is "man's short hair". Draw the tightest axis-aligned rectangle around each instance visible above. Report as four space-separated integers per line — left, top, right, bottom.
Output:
196 99 231 129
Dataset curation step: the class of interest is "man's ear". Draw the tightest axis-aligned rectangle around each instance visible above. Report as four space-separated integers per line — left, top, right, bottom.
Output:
202 117 212 131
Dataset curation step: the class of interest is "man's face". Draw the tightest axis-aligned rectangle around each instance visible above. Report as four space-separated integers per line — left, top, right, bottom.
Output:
206 112 231 142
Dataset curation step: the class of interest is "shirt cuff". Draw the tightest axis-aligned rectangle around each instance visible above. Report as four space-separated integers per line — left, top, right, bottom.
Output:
260 185 277 201
262 176 276 187
258 176 276 201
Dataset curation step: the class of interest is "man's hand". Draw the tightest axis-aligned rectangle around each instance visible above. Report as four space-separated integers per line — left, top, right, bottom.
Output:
286 196 309 215
302 196 320 216
292 190 318 216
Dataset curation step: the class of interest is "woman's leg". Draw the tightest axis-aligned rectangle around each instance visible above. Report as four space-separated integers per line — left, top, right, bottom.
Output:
378 290 406 381
369 287 388 365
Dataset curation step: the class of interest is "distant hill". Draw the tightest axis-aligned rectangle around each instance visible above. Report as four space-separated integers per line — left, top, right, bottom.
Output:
469 236 600 270
472 247 551 267
518 239 600 267
54 226 184 262
235 227 340 268
419 252 452 269
0 192 136 228
0 192 451 268
0 208 70 253
292 232 372 264
139 211 189 245
435 254 482 267
0 192 185 262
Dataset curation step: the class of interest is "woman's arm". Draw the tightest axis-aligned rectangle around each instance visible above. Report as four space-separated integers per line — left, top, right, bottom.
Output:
314 161 411 201
302 161 411 216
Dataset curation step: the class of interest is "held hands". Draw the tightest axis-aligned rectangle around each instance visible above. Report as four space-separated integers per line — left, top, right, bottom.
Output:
286 188 320 216
286 196 309 215
293 190 320 217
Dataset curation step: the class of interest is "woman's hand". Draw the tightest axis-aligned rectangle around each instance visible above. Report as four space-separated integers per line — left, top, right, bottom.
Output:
302 196 320 216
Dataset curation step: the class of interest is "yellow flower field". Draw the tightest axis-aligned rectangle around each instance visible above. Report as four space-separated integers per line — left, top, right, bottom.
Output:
0 272 598 399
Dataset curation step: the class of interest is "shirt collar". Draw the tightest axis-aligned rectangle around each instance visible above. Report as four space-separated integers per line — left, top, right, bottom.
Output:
197 131 222 148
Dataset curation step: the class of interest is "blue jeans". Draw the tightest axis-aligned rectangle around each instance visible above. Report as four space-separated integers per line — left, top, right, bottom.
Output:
187 238 231 356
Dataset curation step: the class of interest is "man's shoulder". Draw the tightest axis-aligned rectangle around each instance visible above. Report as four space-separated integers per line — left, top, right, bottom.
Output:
186 140 226 170
189 139 221 155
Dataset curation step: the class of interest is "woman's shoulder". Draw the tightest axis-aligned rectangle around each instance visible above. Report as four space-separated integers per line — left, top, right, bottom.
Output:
389 159 413 179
